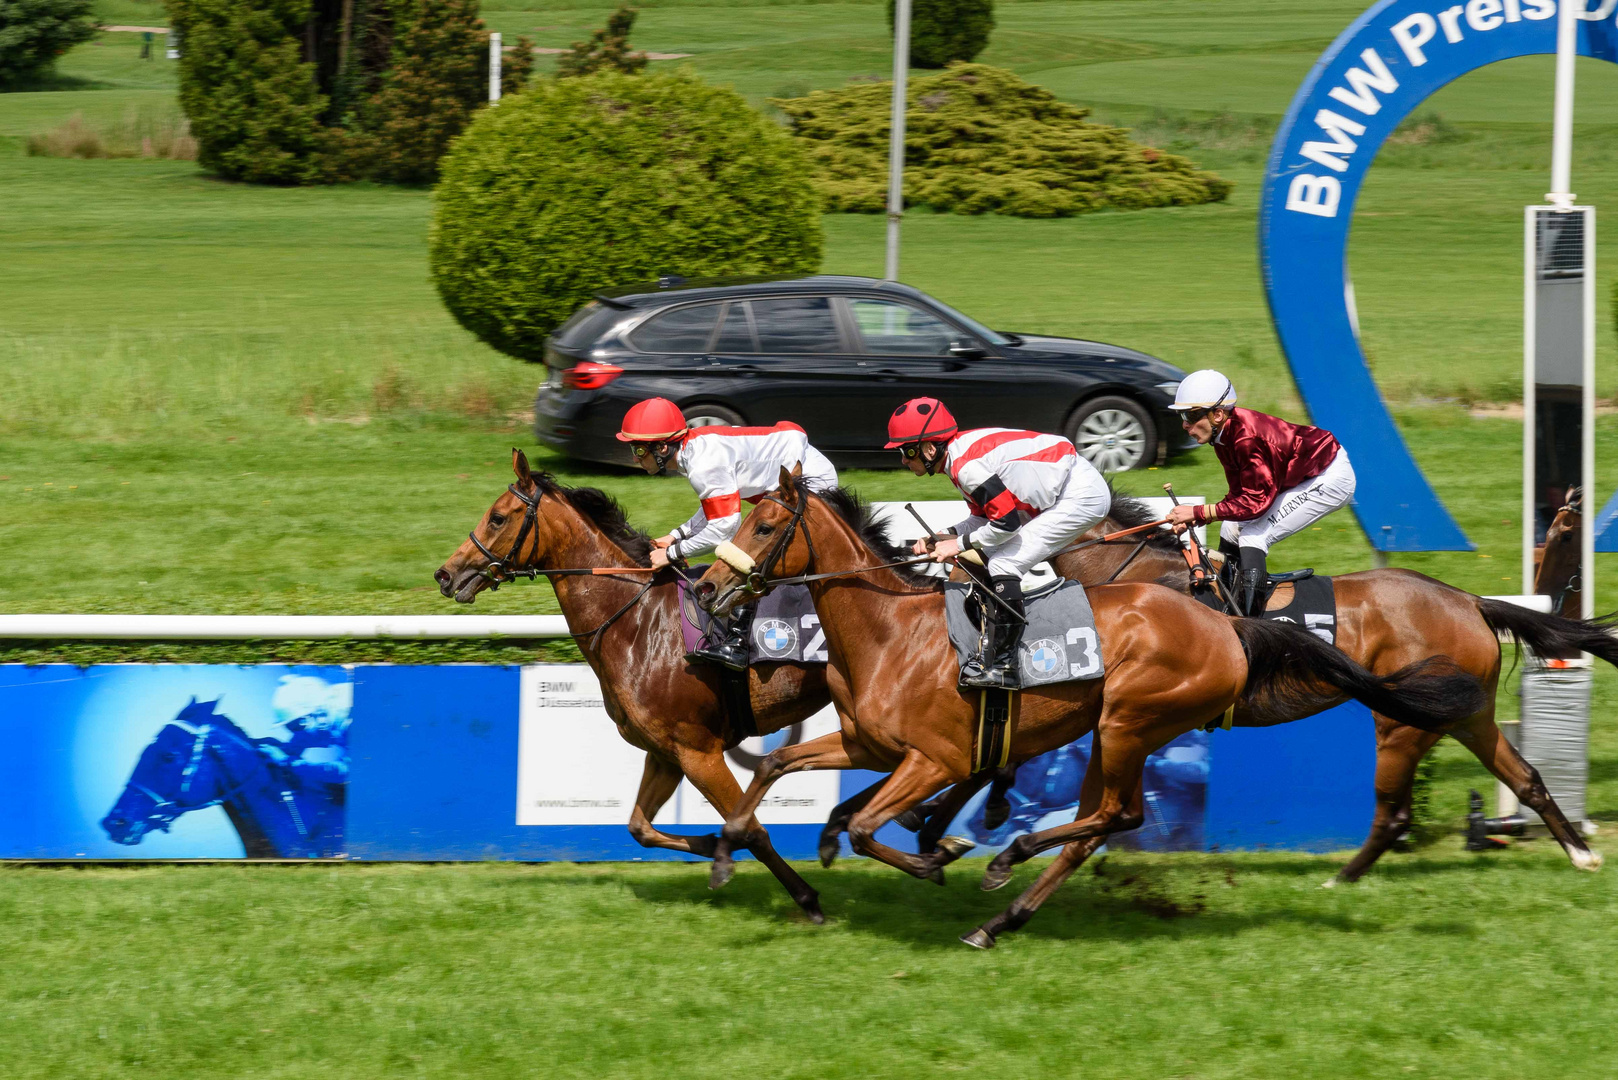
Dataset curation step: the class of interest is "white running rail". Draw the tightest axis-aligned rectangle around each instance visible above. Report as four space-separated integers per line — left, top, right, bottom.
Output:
0 615 570 639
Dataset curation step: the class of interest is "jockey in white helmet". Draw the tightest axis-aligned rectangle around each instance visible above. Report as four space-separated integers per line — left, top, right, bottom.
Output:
1165 370 1356 615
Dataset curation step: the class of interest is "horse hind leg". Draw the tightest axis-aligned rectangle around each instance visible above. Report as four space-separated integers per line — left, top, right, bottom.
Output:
962 835 1107 950
1448 713 1602 872
1332 720 1441 886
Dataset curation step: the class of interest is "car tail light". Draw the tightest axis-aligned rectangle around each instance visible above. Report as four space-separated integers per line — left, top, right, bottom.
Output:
563 362 623 391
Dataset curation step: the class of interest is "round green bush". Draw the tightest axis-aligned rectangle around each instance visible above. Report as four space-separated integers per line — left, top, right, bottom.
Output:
430 69 824 360
888 0 994 69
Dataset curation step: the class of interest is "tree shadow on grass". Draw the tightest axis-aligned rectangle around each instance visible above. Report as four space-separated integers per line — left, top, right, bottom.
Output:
1 74 113 93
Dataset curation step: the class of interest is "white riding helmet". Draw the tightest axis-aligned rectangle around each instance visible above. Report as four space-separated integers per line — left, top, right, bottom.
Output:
1168 369 1237 412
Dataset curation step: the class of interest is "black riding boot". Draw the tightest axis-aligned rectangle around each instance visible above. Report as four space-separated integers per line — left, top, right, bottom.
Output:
691 606 754 671
960 575 1026 690
1237 546 1269 617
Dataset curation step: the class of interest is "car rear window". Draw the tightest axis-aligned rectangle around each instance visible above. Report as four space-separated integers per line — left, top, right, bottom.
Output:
750 297 843 354
551 301 623 348
629 303 722 353
850 299 955 356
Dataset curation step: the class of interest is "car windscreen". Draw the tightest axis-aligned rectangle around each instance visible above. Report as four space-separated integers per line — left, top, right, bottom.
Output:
920 296 1009 346
629 302 722 352
551 301 624 349
749 297 843 353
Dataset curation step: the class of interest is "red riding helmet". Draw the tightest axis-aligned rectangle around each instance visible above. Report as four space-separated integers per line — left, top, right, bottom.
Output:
616 397 689 443
885 397 959 448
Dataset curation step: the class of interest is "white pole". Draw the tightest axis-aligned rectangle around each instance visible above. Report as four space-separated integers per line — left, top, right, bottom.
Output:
884 0 911 282
1524 206 1538 595
1581 207 1596 620
1547 0 1577 208
490 32 503 103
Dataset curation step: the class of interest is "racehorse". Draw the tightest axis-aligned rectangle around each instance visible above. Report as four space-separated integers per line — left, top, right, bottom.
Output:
693 470 1488 945
102 698 343 858
433 449 831 922
1046 492 1612 886
1533 487 1582 618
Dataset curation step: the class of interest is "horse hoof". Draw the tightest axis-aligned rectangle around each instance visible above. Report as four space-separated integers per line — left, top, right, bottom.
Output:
960 927 997 950
936 835 976 862
1572 848 1604 872
802 899 826 925
983 795 1011 831
926 864 947 886
894 808 925 832
709 856 735 890
1320 877 1338 889
818 843 839 869
981 863 1013 892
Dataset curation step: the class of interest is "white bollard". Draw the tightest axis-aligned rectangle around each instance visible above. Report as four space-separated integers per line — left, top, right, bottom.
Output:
489 32 502 102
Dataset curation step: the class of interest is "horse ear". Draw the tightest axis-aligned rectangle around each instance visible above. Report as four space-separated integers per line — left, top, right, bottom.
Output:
512 448 532 486
790 460 803 479
777 465 798 502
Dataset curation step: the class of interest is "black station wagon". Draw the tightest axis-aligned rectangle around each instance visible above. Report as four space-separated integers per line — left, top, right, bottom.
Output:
533 275 1190 471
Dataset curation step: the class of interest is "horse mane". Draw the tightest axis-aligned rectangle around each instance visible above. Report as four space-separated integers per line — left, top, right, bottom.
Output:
801 480 942 590
532 472 654 566
1106 487 1185 552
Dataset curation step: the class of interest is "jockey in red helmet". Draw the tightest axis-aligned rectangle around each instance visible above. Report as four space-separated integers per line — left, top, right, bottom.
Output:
618 397 838 669
888 397 1112 690
1164 369 1356 616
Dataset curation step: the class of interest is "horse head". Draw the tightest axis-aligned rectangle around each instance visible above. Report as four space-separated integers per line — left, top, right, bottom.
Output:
435 448 653 604
695 464 813 618
101 700 228 845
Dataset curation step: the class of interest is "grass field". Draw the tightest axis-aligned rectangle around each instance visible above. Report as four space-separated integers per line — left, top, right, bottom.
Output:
4 2 1618 1076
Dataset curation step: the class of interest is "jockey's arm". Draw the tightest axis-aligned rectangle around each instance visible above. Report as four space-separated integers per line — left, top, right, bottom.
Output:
667 488 742 560
1198 455 1278 524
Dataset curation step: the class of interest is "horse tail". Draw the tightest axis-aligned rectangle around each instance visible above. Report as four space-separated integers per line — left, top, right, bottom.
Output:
1234 618 1487 733
1476 597 1618 666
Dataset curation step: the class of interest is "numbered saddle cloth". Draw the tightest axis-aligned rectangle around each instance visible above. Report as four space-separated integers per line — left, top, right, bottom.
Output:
1262 573 1336 644
676 578 828 665
943 579 1105 686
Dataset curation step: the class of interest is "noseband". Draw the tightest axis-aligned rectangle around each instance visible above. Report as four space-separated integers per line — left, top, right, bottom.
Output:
468 483 543 589
715 489 814 599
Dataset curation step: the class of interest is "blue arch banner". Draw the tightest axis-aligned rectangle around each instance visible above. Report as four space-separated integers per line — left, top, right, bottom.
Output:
1262 0 1618 552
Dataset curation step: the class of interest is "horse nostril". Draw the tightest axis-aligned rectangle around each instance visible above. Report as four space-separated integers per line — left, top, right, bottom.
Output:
694 581 716 602
434 568 451 585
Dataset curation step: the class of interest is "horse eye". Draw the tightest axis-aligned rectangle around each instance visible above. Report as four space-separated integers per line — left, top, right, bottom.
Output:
755 523 774 536
489 513 506 528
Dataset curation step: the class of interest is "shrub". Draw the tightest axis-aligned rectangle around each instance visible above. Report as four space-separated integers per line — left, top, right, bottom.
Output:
0 0 97 87
556 4 646 78
26 107 198 159
774 63 1231 218
431 69 822 360
887 0 993 69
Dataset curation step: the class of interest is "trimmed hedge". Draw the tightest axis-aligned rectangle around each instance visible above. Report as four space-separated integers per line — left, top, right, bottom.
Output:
774 63 1232 218
430 69 823 360
887 0 993 69
0 0 97 87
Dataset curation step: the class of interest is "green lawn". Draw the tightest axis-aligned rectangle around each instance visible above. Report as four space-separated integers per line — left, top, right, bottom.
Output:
4 4 1618 1076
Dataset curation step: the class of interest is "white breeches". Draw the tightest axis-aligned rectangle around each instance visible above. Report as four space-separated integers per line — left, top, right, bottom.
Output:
981 464 1113 578
1219 447 1356 553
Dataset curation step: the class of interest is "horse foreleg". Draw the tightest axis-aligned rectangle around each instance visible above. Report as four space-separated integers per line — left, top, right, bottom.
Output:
676 748 826 923
913 771 997 853
961 835 1108 950
1448 711 1603 872
846 751 974 884
626 752 720 859
819 777 885 868
1332 720 1438 885
709 731 877 891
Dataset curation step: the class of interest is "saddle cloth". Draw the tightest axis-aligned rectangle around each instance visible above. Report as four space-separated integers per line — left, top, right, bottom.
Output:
1262 573 1336 644
944 579 1105 686
676 576 827 665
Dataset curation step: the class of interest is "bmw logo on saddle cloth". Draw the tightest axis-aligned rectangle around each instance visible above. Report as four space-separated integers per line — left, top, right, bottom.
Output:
756 618 798 659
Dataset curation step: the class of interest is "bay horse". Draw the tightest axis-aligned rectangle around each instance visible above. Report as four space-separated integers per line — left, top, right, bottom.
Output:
1532 487 1582 617
693 469 1487 945
434 449 832 922
1046 492 1612 885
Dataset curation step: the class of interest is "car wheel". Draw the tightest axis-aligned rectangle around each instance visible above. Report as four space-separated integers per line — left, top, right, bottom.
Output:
683 403 744 430
1067 395 1157 474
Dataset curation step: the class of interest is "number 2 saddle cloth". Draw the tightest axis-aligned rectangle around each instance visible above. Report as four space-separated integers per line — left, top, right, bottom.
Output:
943 579 1106 687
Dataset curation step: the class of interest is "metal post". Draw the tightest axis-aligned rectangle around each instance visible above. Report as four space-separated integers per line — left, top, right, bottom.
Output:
1547 0 1577 209
490 32 503 103
1581 209 1596 619
1524 206 1538 595
884 0 911 282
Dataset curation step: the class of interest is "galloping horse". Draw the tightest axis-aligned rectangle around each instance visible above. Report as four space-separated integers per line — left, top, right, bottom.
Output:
694 470 1487 945
434 450 832 922
103 698 344 858
1049 492 1612 884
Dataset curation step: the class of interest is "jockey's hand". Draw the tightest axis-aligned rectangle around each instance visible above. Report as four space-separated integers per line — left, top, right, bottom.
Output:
652 534 675 549
931 536 964 563
649 546 672 570
1166 504 1199 532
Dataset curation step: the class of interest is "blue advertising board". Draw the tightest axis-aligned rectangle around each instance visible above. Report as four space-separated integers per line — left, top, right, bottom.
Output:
1261 0 1618 551
0 664 1374 861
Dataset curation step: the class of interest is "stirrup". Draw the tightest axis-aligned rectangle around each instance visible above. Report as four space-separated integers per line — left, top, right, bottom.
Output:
688 642 749 671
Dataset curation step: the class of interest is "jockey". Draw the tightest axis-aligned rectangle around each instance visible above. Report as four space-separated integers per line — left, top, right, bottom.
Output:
1164 369 1357 616
617 396 838 670
888 397 1111 690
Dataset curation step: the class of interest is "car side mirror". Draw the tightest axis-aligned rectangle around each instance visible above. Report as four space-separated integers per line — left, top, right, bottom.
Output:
948 341 986 359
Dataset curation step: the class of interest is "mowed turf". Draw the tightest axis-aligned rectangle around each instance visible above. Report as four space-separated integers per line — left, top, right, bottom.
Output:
3 2 1618 1076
